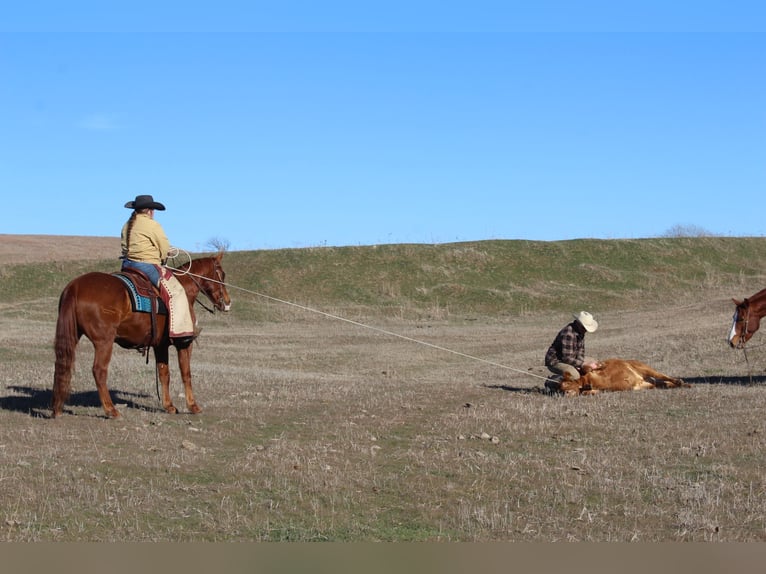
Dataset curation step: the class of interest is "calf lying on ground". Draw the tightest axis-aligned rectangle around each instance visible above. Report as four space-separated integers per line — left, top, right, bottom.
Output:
547 359 690 396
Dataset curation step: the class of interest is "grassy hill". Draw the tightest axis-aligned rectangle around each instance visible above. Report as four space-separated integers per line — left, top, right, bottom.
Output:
3 235 766 542
2 236 765 320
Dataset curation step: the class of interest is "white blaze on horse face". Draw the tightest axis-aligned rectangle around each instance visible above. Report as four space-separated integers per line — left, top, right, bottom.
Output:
728 311 739 345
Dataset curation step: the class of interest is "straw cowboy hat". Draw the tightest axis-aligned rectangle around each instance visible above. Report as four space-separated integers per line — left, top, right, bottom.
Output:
573 311 598 333
124 195 166 211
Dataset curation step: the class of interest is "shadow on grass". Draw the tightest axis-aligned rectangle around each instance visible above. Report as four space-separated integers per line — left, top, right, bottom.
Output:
484 383 548 395
0 385 159 418
682 375 766 385
485 374 766 396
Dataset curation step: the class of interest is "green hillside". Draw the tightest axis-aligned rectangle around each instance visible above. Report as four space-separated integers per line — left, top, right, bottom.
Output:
4 237 762 321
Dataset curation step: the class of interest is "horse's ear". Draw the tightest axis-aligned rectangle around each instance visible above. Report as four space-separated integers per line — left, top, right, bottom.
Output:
733 298 742 306
216 250 224 261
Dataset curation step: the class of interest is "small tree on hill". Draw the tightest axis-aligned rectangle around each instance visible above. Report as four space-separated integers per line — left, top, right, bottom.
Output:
206 237 231 252
661 224 715 238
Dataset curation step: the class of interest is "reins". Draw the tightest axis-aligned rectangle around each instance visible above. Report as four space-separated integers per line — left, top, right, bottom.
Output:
183 272 219 314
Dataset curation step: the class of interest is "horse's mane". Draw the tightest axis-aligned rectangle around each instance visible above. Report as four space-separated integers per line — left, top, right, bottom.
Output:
744 287 766 305
178 253 222 274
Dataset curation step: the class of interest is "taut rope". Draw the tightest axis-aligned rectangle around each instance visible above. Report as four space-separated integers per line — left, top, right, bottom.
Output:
166 249 549 382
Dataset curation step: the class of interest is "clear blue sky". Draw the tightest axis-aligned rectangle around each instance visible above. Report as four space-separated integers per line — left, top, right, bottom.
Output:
2 2 764 252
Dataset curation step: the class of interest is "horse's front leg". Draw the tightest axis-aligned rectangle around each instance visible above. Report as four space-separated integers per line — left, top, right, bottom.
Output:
154 344 177 414
176 345 202 414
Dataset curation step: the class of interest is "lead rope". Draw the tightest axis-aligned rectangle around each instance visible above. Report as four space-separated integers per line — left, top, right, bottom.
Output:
743 347 753 385
154 362 162 405
742 308 753 384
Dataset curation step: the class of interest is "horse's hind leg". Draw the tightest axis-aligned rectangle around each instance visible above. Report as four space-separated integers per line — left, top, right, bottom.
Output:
52 342 77 418
92 341 120 418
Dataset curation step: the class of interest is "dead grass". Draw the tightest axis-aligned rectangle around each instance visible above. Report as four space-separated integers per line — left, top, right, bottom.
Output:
1 301 766 541
1 236 766 541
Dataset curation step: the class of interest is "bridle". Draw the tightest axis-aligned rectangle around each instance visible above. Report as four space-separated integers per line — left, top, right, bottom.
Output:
732 305 750 350
732 302 766 351
176 262 228 314
731 301 766 385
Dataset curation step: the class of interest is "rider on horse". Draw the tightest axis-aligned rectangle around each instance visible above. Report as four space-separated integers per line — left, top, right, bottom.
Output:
120 194 198 345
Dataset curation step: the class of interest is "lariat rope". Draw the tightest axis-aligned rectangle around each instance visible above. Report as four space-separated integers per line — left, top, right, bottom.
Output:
166 248 763 384
166 249 550 382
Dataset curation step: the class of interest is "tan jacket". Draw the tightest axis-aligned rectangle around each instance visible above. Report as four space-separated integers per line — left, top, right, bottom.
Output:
121 213 170 264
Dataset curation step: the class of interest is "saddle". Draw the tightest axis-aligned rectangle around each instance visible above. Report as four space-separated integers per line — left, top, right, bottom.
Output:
113 269 167 315
113 269 168 357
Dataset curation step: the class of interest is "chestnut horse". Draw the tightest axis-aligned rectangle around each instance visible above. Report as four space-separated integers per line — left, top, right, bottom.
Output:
52 253 231 418
728 288 766 349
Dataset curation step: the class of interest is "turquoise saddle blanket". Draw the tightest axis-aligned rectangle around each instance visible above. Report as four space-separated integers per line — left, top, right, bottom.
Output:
112 273 167 314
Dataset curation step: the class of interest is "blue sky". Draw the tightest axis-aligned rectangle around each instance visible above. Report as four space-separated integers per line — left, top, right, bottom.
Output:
1 2 764 252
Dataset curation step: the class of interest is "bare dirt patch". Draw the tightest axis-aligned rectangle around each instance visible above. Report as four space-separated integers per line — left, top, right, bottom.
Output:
0 234 120 265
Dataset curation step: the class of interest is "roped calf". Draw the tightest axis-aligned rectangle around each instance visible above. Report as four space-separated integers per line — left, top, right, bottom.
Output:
551 358 689 396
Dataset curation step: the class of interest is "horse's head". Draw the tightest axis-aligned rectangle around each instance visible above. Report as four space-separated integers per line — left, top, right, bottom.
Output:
729 297 757 349
189 252 232 313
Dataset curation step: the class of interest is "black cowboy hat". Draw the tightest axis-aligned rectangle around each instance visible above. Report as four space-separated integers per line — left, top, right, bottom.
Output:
124 194 166 211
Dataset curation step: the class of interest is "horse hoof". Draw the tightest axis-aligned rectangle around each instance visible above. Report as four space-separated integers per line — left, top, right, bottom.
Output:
165 405 178 414
189 404 202 414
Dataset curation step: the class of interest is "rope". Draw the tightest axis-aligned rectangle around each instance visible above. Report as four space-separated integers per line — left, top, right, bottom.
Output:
165 249 550 382
235 283 550 381
165 246 761 385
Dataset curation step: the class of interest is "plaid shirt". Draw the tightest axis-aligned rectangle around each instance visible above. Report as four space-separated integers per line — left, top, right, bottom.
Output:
545 321 585 368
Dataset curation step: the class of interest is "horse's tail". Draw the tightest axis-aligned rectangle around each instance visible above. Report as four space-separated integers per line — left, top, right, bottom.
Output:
52 284 79 417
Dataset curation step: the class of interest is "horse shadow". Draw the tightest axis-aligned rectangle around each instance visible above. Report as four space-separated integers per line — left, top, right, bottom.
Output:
485 373 766 395
681 375 766 386
0 385 160 418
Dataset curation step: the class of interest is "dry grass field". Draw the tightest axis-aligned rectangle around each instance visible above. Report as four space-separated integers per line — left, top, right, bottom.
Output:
0 234 120 264
1 235 766 542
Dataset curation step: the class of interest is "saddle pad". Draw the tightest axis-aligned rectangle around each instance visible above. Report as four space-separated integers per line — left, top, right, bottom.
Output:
112 273 167 314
